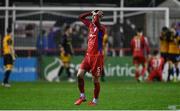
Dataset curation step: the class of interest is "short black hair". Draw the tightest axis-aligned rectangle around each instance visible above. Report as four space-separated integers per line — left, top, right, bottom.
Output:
7 28 12 34
64 25 70 32
94 10 99 13
162 26 168 32
153 50 159 56
136 28 143 33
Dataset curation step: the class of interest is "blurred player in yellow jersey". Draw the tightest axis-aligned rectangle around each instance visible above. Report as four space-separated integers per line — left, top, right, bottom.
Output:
58 46 74 82
2 28 16 87
101 31 108 82
160 27 169 62
167 28 180 82
57 25 75 82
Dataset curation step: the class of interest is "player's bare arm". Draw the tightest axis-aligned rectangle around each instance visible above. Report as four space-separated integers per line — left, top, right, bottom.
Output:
79 11 92 27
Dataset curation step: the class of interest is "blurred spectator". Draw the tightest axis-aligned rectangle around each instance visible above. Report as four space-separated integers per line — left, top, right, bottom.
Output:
71 25 84 48
25 24 35 37
47 28 57 50
36 30 48 53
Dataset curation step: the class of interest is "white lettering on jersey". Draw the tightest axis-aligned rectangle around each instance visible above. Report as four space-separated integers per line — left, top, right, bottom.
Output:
89 34 96 37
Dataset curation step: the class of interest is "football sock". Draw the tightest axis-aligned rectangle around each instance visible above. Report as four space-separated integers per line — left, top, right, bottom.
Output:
176 67 179 77
94 82 100 99
92 98 98 104
66 67 71 78
3 70 11 84
58 66 64 77
141 67 146 77
167 68 173 81
80 93 85 98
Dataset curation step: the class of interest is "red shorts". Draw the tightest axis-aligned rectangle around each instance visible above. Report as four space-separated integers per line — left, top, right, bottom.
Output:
148 69 162 81
80 54 104 77
133 55 146 65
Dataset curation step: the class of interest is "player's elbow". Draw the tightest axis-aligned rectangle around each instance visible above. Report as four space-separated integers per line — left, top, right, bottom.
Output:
79 14 84 21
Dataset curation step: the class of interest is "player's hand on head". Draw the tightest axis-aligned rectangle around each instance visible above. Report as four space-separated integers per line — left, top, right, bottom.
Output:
91 10 103 18
91 10 98 16
97 10 104 17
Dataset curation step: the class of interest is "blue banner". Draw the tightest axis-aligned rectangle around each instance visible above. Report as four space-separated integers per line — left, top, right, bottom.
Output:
0 58 38 81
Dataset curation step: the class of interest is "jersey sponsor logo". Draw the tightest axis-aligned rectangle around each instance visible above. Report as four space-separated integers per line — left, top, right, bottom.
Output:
89 34 96 38
94 27 97 32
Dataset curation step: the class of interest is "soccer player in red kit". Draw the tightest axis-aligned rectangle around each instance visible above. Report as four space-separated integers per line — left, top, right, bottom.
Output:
148 50 164 81
130 28 150 82
74 10 106 106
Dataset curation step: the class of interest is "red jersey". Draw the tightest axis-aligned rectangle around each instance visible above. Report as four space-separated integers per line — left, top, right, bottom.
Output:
130 36 150 57
149 57 164 71
79 12 106 55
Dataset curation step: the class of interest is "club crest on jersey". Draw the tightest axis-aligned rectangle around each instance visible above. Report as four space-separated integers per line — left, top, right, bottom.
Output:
94 27 97 32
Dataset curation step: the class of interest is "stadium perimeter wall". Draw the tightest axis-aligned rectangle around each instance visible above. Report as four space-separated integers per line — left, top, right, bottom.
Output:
0 56 136 81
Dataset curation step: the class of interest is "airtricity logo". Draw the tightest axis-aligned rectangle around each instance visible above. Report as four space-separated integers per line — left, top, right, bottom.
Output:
44 58 136 82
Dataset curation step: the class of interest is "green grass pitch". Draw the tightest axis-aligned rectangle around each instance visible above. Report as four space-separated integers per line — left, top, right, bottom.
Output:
0 79 180 110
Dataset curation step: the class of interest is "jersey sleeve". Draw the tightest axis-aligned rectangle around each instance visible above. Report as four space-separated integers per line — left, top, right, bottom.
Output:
79 12 92 27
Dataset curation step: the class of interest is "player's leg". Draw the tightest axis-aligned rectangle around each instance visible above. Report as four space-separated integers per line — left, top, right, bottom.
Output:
173 55 180 82
74 68 86 105
178 61 180 81
88 76 100 106
135 63 140 81
100 68 105 82
167 60 174 82
2 54 13 87
173 62 179 82
88 55 103 106
141 59 147 79
3 65 12 84
74 56 90 105
133 57 141 81
158 70 163 81
147 70 156 82
64 62 75 82
77 69 85 95
58 65 64 78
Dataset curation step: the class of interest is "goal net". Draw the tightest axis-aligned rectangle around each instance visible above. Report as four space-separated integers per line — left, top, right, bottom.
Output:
0 6 169 56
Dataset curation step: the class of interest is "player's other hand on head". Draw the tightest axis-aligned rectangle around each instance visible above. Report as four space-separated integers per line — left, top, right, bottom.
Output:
97 10 104 17
91 10 98 16
92 10 103 18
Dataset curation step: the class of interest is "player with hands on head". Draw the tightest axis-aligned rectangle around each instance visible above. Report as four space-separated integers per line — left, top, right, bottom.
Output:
74 10 106 106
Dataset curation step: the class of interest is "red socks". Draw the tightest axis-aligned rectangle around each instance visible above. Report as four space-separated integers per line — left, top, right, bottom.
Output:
141 67 146 77
94 82 100 99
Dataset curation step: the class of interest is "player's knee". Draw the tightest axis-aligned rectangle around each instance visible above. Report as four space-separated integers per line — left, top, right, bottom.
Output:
77 69 84 78
5 64 13 71
92 76 100 83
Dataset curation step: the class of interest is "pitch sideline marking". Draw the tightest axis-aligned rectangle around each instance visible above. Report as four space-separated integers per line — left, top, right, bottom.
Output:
168 104 180 110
